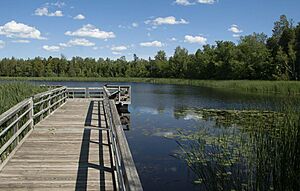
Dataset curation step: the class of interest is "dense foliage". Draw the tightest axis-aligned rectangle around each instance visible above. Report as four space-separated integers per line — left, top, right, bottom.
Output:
1 15 300 80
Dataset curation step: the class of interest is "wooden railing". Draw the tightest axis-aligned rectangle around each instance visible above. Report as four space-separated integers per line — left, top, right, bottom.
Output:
105 85 131 105
33 87 68 124
0 85 141 190
67 87 103 98
103 87 142 191
67 86 131 105
0 87 68 170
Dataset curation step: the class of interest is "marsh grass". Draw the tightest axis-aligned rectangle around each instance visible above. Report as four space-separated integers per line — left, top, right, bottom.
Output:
1 77 300 95
0 82 47 115
174 103 300 190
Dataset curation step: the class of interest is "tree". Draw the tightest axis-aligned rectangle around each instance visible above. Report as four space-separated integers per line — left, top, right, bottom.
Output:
169 46 190 78
237 33 271 79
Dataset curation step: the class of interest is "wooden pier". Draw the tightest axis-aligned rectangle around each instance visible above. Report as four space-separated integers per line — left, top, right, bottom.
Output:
0 85 142 191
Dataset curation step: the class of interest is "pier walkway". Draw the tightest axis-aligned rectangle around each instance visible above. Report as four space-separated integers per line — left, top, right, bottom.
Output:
0 85 142 191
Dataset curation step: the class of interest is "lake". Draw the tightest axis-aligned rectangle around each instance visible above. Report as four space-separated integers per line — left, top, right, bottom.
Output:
5 80 300 190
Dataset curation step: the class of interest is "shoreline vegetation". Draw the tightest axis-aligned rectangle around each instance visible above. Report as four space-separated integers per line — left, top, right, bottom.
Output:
0 83 47 115
173 104 300 190
0 16 299 82
1 77 300 95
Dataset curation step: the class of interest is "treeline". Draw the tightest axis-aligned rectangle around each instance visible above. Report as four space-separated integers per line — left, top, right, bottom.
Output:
1 15 300 80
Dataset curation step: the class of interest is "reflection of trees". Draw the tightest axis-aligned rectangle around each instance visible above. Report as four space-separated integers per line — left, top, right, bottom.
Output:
174 107 300 190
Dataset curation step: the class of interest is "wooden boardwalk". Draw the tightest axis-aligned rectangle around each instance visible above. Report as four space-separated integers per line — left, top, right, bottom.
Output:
0 99 116 190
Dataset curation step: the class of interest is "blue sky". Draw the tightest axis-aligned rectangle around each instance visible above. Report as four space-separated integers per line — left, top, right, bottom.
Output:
0 0 299 60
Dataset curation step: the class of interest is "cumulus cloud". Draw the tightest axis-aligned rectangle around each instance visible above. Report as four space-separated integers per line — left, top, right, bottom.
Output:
67 38 95 47
184 35 207 44
34 7 63 17
145 16 188 25
140 41 163 47
43 45 61 52
174 0 194 6
228 24 243 37
228 24 243 33
65 24 115 39
59 38 95 47
111 46 127 51
0 20 45 39
12 39 30 43
198 0 216 4
73 14 85 20
0 40 5 48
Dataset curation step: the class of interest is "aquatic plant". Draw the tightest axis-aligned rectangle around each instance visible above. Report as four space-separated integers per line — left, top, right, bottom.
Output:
174 104 300 190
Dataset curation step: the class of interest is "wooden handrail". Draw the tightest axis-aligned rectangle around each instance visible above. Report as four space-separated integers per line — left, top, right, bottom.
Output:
103 86 142 191
32 87 68 123
0 86 68 170
0 98 33 171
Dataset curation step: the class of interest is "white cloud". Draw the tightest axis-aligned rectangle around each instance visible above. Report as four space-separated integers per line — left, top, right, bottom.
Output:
184 35 207 44
170 37 177 41
145 16 188 25
111 46 127 51
51 1 66 8
175 0 194 6
112 51 122 55
175 0 217 6
0 20 45 40
34 7 63 17
132 22 138 27
0 40 5 48
74 14 85 20
12 39 30 43
67 38 95 47
59 38 95 47
228 24 243 33
43 45 61 52
140 41 163 47
232 34 240 38
65 24 115 40
198 0 216 4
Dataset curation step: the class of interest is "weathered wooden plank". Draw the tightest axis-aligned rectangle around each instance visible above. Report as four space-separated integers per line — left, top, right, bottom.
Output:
0 99 116 191
1 85 139 191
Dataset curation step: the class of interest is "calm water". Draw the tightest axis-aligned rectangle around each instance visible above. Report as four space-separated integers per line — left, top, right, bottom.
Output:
3 80 298 190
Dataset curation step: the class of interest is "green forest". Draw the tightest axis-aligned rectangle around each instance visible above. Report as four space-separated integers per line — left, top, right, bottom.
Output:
1 15 300 81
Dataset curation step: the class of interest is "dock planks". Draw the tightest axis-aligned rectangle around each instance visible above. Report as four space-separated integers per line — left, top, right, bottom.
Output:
0 99 117 191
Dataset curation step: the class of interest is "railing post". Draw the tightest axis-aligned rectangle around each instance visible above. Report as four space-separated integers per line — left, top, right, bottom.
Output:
14 113 19 145
29 97 34 129
47 94 51 116
118 86 121 103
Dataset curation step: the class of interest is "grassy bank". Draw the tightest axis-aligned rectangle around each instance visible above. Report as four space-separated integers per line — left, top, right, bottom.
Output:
0 83 47 114
1 77 300 95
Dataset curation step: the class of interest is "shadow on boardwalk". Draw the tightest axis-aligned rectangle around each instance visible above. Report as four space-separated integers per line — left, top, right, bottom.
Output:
75 100 116 191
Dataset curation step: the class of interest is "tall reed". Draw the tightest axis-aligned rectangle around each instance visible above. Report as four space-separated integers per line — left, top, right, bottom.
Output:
0 82 47 115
